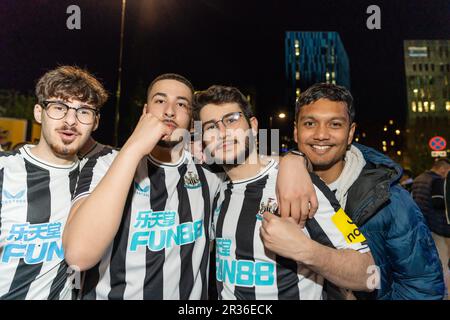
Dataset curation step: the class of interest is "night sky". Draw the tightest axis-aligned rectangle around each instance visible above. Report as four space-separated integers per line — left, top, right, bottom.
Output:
0 0 449 147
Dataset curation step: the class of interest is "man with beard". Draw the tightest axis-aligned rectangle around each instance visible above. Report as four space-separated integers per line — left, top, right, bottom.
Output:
0 66 108 299
63 74 226 300
266 83 444 299
194 85 375 300
63 73 317 300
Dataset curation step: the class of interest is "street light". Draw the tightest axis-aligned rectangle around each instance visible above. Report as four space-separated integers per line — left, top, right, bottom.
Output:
269 112 287 129
113 0 127 147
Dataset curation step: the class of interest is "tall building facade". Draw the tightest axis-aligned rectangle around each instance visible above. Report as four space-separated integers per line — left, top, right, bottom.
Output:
403 40 450 173
285 32 351 107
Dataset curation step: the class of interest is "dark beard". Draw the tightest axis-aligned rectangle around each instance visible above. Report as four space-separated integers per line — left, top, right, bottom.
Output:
156 138 183 149
222 135 255 169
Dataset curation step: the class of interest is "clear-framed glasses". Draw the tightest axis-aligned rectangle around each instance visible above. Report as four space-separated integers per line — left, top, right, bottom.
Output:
41 100 99 125
202 112 244 133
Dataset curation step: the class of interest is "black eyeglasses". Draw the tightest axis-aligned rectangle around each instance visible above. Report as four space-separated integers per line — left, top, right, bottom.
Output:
202 112 244 132
41 100 99 125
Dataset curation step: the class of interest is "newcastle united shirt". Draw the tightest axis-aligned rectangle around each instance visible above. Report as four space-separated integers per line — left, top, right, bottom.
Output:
213 159 370 300
73 148 222 300
0 145 79 300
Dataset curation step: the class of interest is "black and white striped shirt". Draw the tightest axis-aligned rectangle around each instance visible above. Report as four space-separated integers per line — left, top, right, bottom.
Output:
0 145 79 300
213 159 369 300
73 148 222 300
78 141 115 162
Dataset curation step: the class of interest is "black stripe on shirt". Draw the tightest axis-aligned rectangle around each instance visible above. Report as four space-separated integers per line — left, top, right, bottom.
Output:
49 166 79 300
48 261 70 300
233 175 268 300
81 261 101 299
215 183 233 299
69 166 79 198
304 218 335 249
177 164 195 299
143 162 167 299
195 165 212 300
6 160 51 299
309 173 341 212
107 184 134 300
276 255 300 300
73 147 114 200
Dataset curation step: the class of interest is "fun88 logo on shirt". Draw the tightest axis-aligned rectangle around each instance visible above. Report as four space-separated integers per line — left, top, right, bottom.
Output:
129 210 203 252
2 222 64 264
216 238 275 287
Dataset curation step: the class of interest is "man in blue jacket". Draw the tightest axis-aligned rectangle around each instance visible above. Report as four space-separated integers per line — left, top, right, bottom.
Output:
272 83 444 299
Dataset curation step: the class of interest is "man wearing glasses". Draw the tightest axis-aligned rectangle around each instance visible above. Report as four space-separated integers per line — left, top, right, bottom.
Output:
193 85 375 300
0 65 108 299
63 74 317 300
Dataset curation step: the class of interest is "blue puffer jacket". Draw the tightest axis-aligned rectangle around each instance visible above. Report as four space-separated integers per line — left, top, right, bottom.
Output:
347 143 444 300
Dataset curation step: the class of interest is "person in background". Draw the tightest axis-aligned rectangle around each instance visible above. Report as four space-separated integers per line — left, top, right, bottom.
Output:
400 169 414 193
413 158 450 299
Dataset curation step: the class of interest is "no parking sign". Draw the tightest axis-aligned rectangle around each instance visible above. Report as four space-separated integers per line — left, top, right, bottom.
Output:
429 136 447 157
429 136 447 151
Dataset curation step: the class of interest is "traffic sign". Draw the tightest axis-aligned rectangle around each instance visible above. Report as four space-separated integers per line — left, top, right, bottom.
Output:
429 136 447 151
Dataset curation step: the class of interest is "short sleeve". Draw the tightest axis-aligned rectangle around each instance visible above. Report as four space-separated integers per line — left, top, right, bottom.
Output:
307 174 370 253
72 148 118 203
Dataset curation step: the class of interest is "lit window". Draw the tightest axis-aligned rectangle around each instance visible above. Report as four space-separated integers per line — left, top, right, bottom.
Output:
408 46 428 57
395 129 401 135
362 132 366 138
413 88 418 94
397 151 402 156
430 101 435 111
382 146 387 152
295 48 300 56
296 71 300 80
389 120 394 125
296 88 300 97
412 101 417 112
424 101 429 112
446 101 450 111
295 40 299 48
326 72 330 81
383 126 387 132
382 141 387 146
355 138 359 142
390 141 395 147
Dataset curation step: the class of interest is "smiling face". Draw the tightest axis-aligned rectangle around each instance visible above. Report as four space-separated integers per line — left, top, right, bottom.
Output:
199 102 257 165
34 98 99 158
295 98 355 181
146 79 192 148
